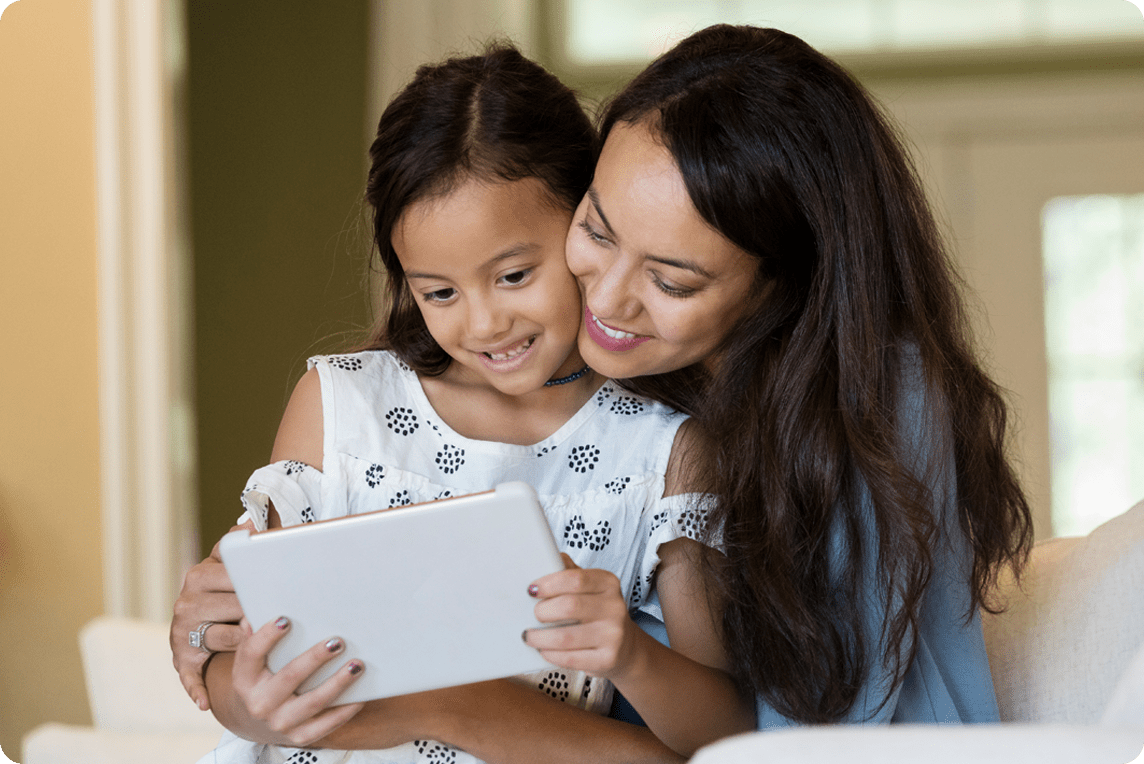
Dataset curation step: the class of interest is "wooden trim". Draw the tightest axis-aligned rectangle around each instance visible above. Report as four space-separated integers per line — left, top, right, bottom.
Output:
93 0 196 621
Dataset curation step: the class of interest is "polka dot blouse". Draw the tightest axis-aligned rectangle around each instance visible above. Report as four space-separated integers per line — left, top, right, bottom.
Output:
205 351 709 764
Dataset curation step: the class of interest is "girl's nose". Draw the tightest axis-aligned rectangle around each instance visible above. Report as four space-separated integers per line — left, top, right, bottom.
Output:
467 295 511 340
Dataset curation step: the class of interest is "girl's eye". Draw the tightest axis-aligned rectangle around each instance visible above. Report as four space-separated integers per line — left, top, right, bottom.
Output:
422 288 456 304
577 219 610 245
652 274 695 298
497 269 532 287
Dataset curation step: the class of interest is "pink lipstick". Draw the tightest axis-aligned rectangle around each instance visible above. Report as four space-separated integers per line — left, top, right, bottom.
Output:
583 307 651 352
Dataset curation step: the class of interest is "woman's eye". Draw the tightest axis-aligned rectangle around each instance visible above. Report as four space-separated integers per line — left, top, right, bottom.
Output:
422 288 456 303
577 219 610 245
652 275 695 298
498 269 531 286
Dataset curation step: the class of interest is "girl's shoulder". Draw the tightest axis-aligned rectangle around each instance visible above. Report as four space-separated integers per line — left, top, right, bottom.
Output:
304 350 424 455
306 348 412 377
305 350 416 402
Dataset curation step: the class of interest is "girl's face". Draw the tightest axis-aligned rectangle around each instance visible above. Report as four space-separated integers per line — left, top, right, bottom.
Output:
393 176 586 397
566 120 757 379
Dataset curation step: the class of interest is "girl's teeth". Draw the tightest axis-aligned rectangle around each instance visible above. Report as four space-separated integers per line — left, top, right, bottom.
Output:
486 337 534 361
593 316 636 340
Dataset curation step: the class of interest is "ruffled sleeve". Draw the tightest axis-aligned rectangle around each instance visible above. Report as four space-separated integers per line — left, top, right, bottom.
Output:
234 460 323 531
632 492 719 615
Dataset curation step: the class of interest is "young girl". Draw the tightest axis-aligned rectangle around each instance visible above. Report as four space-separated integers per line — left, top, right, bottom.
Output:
198 45 753 764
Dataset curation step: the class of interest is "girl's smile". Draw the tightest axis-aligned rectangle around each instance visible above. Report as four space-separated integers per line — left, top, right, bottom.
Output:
478 335 537 367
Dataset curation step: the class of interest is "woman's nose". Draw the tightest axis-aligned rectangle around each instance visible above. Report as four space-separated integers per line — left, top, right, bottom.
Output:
585 253 639 321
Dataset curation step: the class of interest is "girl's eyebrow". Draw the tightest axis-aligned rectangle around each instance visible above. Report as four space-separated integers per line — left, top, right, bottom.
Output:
588 187 715 280
404 244 540 281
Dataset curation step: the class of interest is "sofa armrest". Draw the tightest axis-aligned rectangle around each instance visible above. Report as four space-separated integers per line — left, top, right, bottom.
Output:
690 725 1144 764
22 723 221 764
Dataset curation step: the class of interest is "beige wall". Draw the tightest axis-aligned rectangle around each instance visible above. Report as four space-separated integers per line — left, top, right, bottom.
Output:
0 0 103 757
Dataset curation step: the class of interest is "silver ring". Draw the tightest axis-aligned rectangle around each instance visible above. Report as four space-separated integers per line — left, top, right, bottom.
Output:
189 621 218 654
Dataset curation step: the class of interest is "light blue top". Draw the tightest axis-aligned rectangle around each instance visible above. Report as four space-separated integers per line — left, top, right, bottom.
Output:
615 346 1000 728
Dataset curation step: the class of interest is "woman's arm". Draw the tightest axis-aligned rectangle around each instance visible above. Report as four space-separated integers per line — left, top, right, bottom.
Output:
201 546 684 762
171 527 248 710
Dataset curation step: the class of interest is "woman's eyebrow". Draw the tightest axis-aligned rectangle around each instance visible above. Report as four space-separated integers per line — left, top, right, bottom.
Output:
646 255 715 280
587 188 617 236
588 187 715 280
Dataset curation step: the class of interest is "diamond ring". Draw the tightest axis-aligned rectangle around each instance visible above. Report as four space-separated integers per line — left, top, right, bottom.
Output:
189 621 218 654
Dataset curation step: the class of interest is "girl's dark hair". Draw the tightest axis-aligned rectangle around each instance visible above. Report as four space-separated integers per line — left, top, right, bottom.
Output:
606 25 1032 722
362 43 597 372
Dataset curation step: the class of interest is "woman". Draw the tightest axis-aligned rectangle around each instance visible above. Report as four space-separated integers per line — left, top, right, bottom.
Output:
172 24 1031 758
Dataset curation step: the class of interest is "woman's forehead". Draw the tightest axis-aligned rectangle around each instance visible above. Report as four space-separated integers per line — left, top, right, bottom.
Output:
592 122 752 280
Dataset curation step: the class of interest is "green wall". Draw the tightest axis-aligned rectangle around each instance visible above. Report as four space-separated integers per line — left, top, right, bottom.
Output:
187 1 371 554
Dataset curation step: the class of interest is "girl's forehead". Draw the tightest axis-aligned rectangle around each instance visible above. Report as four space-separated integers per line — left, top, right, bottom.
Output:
393 177 573 275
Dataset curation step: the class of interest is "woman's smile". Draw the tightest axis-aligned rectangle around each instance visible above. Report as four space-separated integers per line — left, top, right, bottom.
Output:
583 307 650 352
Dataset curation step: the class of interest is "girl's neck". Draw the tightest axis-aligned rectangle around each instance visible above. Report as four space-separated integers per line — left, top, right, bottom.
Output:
418 365 606 446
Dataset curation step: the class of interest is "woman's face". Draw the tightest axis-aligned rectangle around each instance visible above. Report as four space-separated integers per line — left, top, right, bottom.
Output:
565 120 757 379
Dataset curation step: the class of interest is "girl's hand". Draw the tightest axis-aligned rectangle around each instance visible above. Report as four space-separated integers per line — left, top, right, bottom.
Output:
171 523 250 710
522 554 641 681
230 616 366 747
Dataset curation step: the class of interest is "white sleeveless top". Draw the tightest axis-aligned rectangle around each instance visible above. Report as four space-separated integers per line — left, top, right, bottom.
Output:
203 350 706 764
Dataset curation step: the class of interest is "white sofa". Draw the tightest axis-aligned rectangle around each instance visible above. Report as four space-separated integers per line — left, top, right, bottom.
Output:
23 500 1144 764
693 498 1144 763
21 617 225 764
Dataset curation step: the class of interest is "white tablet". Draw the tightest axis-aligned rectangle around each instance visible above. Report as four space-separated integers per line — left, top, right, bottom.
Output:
218 481 563 704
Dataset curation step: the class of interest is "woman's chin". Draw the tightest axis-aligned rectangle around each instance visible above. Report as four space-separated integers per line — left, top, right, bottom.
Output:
578 334 654 379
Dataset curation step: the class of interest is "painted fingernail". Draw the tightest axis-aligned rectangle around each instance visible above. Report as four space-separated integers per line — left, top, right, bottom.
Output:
521 629 529 643
348 661 364 675
326 637 344 653
275 616 290 630
528 584 540 597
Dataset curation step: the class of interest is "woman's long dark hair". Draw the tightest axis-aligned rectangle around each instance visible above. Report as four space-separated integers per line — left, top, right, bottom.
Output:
362 44 597 371
607 25 1032 722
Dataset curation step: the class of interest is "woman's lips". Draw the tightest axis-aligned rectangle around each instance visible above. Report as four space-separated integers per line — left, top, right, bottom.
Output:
583 307 651 352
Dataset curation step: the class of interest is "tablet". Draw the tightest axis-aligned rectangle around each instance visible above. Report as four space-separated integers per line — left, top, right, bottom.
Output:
218 481 563 704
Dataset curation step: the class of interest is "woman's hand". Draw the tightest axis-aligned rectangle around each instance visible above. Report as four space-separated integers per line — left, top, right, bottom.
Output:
229 616 366 747
522 554 643 681
171 523 250 710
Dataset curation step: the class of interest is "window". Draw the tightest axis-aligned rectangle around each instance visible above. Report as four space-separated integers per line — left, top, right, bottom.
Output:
563 0 1144 65
1042 194 1144 536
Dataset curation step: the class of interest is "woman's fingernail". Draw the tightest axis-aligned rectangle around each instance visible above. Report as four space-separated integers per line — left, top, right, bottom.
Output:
521 630 529 643
348 661 364 675
527 584 540 597
275 616 290 630
326 637 344 653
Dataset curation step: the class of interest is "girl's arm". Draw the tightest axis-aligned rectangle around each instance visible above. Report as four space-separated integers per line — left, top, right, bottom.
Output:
523 421 756 756
201 368 684 762
524 539 755 756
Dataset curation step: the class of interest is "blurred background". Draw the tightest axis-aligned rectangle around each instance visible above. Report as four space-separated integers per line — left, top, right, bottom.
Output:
1 0 1141 757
